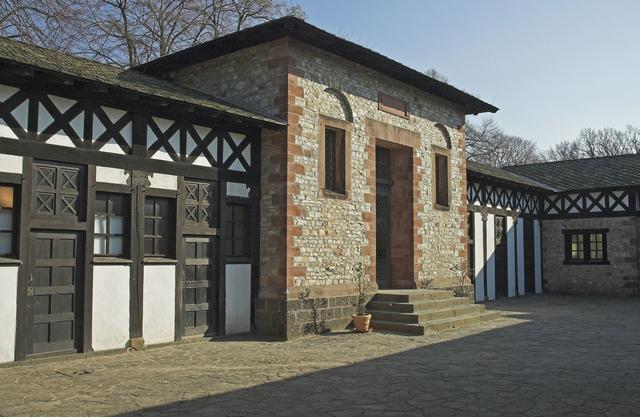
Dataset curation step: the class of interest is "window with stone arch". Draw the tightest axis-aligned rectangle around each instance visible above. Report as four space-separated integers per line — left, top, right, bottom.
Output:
318 88 353 199
432 123 452 209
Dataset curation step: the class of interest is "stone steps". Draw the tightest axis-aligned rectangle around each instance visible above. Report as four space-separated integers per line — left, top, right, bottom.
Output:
370 311 502 335
368 289 500 336
368 296 469 313
373 289 452 303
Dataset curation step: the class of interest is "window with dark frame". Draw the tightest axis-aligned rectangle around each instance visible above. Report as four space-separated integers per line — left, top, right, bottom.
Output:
324 126 346 195
224 203 249 257
435 153 449 207
0 186 16 256
144 197 175 258
94 192 128 257
564 229 608 264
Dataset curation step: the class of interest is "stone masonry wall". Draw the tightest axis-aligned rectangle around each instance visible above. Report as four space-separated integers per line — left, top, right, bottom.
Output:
288 39 467 289
541 216 640 296
170 38 469 338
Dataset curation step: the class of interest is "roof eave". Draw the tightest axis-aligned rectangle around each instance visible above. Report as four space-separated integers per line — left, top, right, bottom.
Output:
0 57 287 130
135 17 498 115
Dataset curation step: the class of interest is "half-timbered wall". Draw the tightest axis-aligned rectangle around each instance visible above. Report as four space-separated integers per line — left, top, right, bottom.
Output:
0 81 261 362
467 178 543 301
541 189 637 218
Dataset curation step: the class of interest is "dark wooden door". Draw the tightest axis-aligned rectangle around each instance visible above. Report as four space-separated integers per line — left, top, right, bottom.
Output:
376 146 392 289
524 217 536 293
494 216 508 297
27 232 82 356
183 236 218 336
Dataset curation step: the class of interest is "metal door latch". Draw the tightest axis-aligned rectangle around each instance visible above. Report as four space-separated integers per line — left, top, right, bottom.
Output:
27 273 34 296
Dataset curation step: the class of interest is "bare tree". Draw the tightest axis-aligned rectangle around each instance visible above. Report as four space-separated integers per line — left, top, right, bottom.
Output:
541 125 640 161
423 68 448 83
0 0 305 67
466 117 541 167
541 140 582 161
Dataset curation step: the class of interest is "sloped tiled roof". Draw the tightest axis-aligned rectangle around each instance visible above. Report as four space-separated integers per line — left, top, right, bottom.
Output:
466 160 555 191
504 154 640 191
136 16 498 115
0 36 286 128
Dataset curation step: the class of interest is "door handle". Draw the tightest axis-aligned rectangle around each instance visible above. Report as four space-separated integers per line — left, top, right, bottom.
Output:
27 273 34 296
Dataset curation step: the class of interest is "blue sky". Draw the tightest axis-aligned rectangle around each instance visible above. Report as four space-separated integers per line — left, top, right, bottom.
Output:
296 0 640 148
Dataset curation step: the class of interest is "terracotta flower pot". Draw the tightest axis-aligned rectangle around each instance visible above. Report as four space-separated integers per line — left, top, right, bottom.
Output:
352 313 372 333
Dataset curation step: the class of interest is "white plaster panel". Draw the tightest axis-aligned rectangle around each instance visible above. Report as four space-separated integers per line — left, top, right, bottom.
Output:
148 173 177 190
93 114 106 140
0 153 22 174
230 132 246 146
534 219 543 294
0 84 19 101
100 140 127 155
96 166 130 185
103 106 127 123
506 216 516 298
0 266 18 363
225 264 251 334
227 182 250 198
473 212 485 302
142 264 175 345
516 218 526 296
49 95 76 113
150 147 174 162
485 213 496 301
92 265 130 351
0 123 18 140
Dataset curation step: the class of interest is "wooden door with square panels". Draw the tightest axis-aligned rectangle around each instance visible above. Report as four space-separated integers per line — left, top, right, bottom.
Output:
27 231 83 356
182 236 218 336
182 180 220 337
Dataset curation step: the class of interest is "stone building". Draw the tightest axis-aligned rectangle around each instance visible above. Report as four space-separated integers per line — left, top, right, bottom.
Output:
136 17 498 337
0 16 636 364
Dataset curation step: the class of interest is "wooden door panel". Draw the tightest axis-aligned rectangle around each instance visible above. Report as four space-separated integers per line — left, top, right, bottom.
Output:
183 236 218 336
28 232 81 356
376 146 392 289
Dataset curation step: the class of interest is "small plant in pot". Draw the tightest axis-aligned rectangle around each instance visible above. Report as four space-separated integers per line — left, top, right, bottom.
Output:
351 262 372 332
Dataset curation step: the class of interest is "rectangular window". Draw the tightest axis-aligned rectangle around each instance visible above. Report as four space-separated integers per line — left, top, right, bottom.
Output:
94 193 128 257
435 153 449 207
144 197 175 257
0 185 16 256
564 229 608 264
324 127 346 194
225 203 249 257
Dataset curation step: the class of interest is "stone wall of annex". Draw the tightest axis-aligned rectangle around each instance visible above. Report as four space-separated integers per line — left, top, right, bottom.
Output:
170 37 469 338
541 216 640 296
288 39 468 289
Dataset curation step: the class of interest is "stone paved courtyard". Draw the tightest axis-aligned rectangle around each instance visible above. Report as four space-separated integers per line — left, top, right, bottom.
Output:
1 295 639 417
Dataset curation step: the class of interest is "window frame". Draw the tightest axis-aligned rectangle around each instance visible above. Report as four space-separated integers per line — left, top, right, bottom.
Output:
94 192 129 258
143 196 176 259
0 184 18 257
432 146 451 210
318 115 352 199
224 201 250 259
563 229 609 265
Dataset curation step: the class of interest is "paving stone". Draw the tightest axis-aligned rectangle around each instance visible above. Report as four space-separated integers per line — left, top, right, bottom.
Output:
0 295 639 416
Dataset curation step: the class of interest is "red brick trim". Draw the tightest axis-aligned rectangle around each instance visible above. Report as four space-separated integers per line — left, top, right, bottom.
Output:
364 118 423 288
